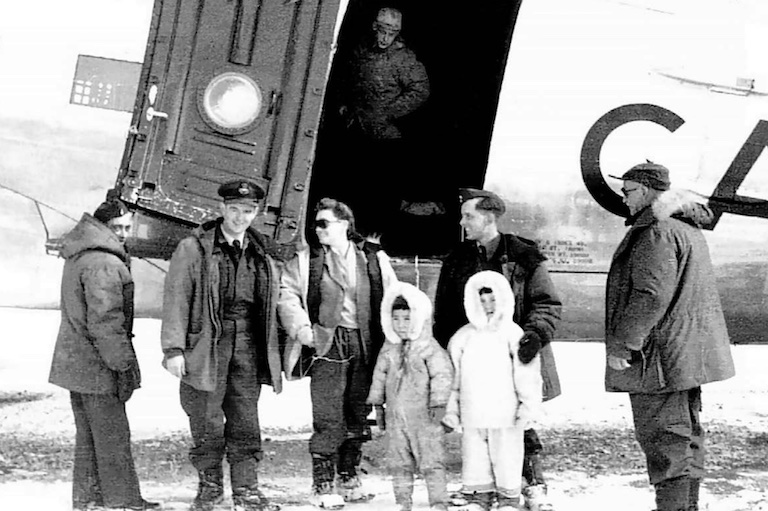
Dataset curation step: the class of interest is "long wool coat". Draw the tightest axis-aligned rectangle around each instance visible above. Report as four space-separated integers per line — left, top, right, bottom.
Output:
161 219 282 393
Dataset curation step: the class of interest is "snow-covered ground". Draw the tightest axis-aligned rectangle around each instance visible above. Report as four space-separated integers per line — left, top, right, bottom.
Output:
0 308 766 510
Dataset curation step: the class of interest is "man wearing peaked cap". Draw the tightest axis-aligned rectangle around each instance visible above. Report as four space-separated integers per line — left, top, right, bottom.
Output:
161 178 281 511
218 180 266 203
604 162 734 511
434 187 562 511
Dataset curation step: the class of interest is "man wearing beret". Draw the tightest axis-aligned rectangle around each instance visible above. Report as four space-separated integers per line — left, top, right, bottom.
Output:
49 199 159 510
605 162 734 511
433 189 561 511
162 180 282 511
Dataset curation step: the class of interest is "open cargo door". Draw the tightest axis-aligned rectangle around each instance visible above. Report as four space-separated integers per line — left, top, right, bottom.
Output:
115 0 343 259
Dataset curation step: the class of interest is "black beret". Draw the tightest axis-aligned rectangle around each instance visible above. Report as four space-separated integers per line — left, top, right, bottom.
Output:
609 161 671 191
93 199 131 224
458 188 506 216
218 180 265 203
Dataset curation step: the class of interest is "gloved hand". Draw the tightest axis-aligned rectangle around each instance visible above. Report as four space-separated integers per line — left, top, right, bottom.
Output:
429 405 447 424
518 331 543 364
116 365 141 402
375 405 386 431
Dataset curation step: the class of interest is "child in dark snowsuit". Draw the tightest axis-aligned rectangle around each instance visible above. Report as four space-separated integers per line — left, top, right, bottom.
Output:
366 281 454 511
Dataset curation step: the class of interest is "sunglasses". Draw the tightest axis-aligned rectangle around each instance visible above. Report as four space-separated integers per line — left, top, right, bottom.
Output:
314 219 342 229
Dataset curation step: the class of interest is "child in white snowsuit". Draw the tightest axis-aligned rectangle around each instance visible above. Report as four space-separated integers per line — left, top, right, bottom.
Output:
442 271 543 511
366 281 454 511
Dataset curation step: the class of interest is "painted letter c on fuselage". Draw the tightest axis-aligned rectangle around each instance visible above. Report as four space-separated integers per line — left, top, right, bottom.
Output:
580 104 685 218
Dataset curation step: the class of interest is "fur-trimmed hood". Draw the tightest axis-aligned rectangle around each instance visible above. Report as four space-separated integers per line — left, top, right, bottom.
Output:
651 188 713 227
463 270 516 330
381 281 433 345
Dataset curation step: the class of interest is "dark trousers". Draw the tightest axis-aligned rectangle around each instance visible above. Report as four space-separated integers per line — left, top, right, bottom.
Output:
70 392 141 508
630 387 704 485
309 327 372 457
522 428 545 485
181 322 262 488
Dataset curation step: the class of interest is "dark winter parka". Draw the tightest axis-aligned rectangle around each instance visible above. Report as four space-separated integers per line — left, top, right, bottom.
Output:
49 214 139 396
604 190 735 393
434 234 562 400
161 219 282 393
339 38 430 140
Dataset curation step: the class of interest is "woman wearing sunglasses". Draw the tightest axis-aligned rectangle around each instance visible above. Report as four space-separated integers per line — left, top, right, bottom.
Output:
278 197 398 509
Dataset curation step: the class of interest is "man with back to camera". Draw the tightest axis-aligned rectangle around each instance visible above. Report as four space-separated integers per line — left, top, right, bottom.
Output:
605 162 735 511
49 198 160 510
331 6 430 236
433 189 562 511
161 180 282 511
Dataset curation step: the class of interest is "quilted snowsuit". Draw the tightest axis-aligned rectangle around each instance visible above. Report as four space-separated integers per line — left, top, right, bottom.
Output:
367 281 453 509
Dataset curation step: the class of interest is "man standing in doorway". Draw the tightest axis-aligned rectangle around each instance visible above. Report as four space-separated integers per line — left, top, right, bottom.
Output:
605 162 734 511
433 189 561 511
162 180 282 511
278 198 397 509
332 7 430 236
49 199 159 510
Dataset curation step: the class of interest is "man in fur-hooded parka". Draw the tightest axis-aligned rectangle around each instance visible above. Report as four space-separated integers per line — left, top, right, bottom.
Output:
366 281 453 510
49 200 153 509
605 163 734 511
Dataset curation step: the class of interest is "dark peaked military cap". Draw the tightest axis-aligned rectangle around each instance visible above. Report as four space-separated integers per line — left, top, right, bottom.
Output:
218 180 265 203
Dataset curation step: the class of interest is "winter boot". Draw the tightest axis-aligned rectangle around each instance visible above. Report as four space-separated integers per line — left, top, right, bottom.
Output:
191 467 224 511
462 491 493 511
521 483 553 511
336 441 368 503
311 454 345 509
497 491 522 511
654 476 690 511
233 484 280 511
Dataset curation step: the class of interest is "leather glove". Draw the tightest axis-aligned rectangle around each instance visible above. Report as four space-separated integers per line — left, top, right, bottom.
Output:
518 331 543 364
429 405 447 424
116 365 141 402
375 405 386 431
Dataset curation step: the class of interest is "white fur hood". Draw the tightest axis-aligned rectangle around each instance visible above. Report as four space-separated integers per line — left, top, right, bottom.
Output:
463 270 516 330
380 281 433 345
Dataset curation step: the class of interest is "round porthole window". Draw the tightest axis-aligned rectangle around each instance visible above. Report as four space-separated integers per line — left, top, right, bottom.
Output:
199 72 262 134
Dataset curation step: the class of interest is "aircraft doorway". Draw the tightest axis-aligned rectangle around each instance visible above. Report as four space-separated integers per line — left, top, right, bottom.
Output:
309 0 523 257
